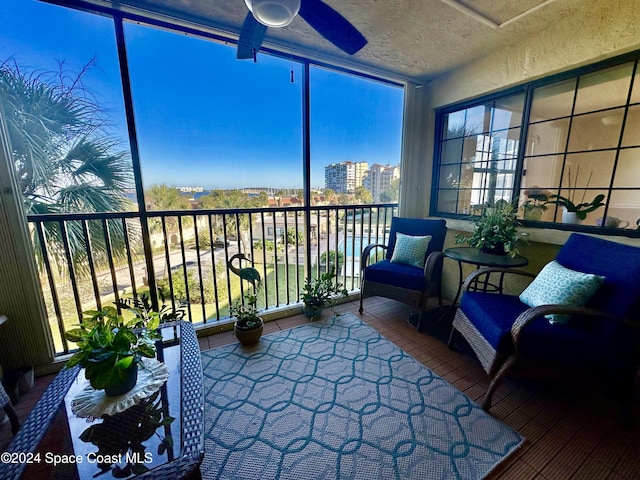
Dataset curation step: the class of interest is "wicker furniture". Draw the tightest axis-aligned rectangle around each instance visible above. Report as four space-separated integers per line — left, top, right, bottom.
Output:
448 234 640 419
359 217 447 329
1 321 204 480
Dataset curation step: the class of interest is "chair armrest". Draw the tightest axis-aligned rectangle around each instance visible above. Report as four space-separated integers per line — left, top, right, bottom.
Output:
423 251 445 290
510 304 623 350
462 267 535 292
361 243 387 269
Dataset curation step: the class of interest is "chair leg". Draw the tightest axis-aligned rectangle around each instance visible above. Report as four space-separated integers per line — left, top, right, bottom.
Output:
482 357 516 411
359 292 364 314
3 404 20 435
447 327 457 350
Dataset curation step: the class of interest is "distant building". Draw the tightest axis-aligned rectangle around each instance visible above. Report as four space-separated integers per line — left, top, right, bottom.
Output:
364 164 400 202
179 186 204 193
325 161 368 193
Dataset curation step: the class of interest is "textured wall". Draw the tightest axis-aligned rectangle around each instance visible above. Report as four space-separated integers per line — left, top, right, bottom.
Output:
430 0 640 107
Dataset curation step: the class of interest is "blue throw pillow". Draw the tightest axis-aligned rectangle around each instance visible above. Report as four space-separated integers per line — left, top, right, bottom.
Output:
519 260 605 324
390 233 432 268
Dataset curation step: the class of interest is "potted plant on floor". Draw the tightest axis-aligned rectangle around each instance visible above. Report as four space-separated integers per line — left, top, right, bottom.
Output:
455 200 526 257
301 267 349 320
64 296 183 396
230 291 264 345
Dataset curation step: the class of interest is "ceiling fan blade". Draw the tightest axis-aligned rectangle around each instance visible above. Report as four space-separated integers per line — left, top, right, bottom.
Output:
299 0 367 55
237 12 268 59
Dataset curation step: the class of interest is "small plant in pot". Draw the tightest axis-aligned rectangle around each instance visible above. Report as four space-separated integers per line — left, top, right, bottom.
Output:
545 166 606 224
230 291 264 345
520 187 550 221
546 193 605 224
301 267 349 320
64 297 180 396
455 200 526 257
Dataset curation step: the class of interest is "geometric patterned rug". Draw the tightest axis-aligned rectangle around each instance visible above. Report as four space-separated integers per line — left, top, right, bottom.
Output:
200 313 524 479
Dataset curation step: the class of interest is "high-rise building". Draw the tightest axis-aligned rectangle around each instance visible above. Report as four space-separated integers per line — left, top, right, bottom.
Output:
364 164 400 202
325 161 369 193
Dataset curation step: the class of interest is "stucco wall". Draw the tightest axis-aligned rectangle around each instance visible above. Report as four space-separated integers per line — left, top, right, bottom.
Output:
430 0 640 108
409 0 640 301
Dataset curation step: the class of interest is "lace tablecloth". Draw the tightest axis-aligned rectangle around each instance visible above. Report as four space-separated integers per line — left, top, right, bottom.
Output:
71 357 169 418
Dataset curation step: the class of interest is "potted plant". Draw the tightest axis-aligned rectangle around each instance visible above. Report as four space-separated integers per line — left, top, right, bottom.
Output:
230 291 264 345
520 188 550 221
455 201 525 257
546 193 605 224
301 267 349 320
64 297 182 396
545 166 606 224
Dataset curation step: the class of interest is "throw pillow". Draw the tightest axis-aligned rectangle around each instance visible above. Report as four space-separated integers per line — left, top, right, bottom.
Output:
519 260 605 324
390 233 432 268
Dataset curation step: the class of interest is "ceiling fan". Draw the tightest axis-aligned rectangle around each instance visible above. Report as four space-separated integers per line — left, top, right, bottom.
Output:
238 0 367 60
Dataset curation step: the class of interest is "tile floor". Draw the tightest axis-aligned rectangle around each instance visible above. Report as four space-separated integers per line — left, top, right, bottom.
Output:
2 297 640 479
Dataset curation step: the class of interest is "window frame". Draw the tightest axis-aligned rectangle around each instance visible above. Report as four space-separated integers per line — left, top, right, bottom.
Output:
431 50 640 238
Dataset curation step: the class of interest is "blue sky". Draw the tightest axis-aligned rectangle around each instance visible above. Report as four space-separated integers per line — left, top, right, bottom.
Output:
2 0 404 190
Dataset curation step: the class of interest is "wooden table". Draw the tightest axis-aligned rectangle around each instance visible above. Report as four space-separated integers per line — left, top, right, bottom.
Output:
1 321 203 480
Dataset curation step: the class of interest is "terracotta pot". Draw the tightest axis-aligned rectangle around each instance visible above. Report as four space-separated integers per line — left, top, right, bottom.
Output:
234 319 264 345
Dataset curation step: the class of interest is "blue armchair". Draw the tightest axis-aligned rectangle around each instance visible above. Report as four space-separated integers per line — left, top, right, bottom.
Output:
359 217 447 327
448 233 640 419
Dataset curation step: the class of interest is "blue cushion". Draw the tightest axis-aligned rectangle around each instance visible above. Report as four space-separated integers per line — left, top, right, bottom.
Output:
518 315 633 368
363 260 425 291
460 292 529 354
555 234 640 318
461 290 636 369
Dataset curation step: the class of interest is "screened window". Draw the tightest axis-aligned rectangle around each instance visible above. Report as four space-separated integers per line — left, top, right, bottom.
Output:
433 55 640 233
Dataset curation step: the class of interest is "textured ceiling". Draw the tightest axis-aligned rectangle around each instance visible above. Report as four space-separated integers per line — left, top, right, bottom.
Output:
82 0 589 82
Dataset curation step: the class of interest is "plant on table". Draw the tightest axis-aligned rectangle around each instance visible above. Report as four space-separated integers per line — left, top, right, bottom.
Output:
64 295 184 395
455 200 526 257
301 267 349 319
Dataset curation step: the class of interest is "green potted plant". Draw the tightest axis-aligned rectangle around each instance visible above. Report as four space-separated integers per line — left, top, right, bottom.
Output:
545 166 605 224
64 297 182 396
301 267 349 320
455 201 525 257
230 291 264 345
520 188 550 221
546 193 605 224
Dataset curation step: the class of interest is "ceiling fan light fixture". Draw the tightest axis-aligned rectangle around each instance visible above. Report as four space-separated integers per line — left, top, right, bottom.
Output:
244 0 301 28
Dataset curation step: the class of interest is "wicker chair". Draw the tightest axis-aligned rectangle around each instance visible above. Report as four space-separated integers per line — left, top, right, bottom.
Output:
448 233 640 420
359 217 447 327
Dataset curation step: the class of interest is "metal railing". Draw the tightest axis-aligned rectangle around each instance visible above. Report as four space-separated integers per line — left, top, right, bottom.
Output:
28 203 398 355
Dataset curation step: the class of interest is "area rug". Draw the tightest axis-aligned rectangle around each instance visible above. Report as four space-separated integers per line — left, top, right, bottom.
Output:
200 313 523 480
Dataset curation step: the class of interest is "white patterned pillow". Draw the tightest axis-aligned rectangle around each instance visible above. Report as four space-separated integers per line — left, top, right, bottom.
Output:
390 233 432 268
519 260 605 324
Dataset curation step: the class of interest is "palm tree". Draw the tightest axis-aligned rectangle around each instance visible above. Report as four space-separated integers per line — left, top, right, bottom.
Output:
1 60 134 273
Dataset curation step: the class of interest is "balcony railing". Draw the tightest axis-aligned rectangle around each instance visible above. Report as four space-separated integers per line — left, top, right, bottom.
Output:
28 203 398 355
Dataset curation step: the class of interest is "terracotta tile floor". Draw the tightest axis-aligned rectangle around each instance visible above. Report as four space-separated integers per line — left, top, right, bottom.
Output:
3 297 640 479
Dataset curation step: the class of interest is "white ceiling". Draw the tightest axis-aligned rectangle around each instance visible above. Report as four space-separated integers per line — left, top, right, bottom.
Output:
80 0 591 82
